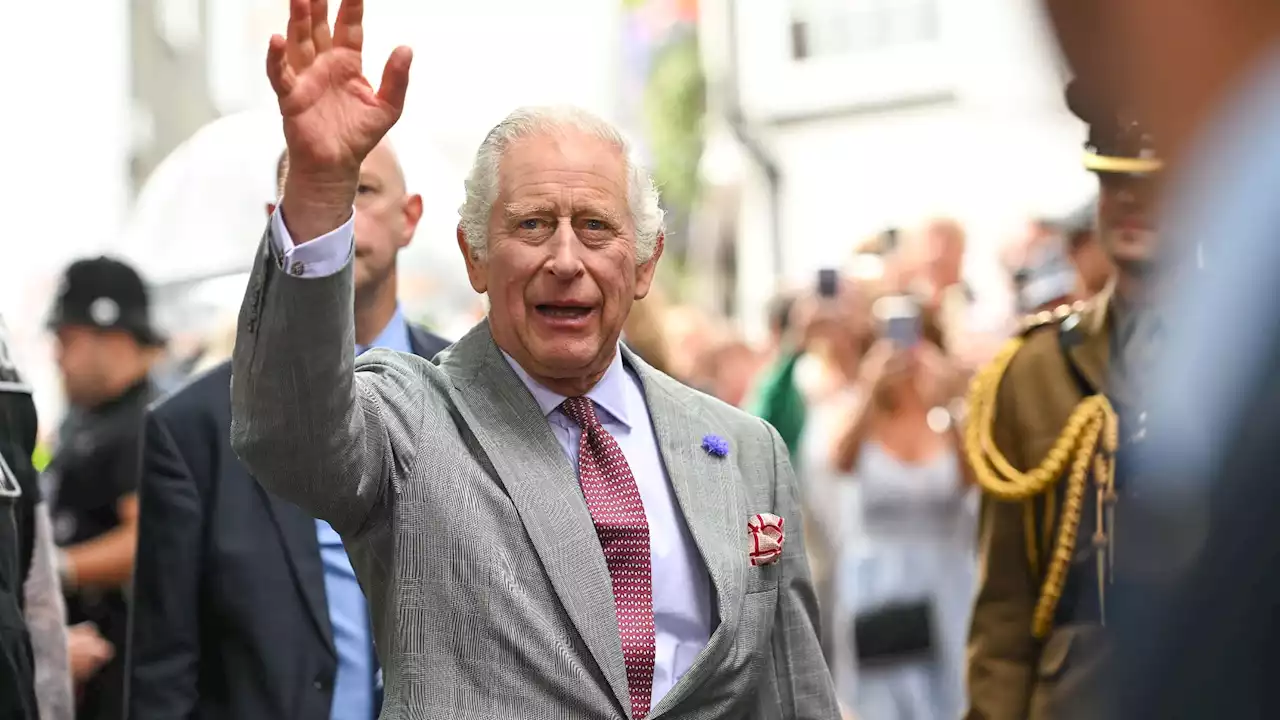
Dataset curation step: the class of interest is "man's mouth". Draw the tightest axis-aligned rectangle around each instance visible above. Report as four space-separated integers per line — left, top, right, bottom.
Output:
1119 217 1152 232
535 304 594 319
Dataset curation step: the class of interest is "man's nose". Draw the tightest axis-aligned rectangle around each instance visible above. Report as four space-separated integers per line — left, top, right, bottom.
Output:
546 222 585 277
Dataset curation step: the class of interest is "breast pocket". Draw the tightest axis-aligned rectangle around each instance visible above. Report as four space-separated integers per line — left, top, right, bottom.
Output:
745 559 781 595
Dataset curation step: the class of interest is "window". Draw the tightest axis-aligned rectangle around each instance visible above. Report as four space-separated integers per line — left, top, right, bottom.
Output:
733 0 952 120
789 0 939 60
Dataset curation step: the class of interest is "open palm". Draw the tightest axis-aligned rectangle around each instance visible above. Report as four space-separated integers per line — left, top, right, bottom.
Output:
267 0 411 178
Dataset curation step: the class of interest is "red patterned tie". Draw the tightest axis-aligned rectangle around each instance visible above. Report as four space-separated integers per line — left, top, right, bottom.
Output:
559 396 655 718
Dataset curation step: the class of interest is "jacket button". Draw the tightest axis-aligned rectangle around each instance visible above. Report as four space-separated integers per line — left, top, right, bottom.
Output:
313 676 330 691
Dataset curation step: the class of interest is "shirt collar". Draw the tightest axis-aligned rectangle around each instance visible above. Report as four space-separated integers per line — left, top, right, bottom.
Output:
357 306 412 355
500 345 634 429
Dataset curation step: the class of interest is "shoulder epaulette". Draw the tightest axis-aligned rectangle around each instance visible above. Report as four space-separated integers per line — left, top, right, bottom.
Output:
1017 299 1089 337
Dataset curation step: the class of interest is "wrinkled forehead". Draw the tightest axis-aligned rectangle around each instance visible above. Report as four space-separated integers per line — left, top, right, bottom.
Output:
497 131 629 207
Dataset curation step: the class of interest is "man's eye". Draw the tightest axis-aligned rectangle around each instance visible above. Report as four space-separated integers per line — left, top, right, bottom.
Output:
519 219 544 230
584 219 607 231
356 184 374 194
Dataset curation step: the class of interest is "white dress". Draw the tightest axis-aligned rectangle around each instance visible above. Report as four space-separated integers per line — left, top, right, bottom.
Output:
819 440 978 720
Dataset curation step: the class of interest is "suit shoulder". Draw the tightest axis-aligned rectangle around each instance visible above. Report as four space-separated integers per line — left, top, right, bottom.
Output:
1013 300 1089 339
647 370 774 442
996 301 1088 396
151 361 233 423
409 322 451 360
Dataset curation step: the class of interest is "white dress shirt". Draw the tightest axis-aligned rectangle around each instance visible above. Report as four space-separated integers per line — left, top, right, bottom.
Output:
268 208 715 708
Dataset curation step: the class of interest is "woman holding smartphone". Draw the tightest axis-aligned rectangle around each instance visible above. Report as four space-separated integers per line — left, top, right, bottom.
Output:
824 295 977 720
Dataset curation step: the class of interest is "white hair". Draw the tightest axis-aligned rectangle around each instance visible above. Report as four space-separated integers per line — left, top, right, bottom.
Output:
458 106 665 263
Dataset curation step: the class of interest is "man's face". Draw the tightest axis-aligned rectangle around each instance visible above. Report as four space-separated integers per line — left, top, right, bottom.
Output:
55 325 112 407
1097 174 1159 270
460 130 660 387
273 145 421 294
1069 230 1117 295
351 144 421 296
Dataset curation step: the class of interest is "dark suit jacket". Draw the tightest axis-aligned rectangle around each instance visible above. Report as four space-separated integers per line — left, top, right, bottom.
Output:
125 325 448 720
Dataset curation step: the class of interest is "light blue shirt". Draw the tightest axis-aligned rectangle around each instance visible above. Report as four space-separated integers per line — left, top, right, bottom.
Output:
320 311 408 720
270 207 715 709
273 210 401 720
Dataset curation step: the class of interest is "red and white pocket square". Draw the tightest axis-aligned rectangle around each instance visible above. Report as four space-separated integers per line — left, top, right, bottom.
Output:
747 513 785 567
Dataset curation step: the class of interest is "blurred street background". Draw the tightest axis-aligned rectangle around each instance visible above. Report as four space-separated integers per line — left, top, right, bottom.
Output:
0 0 1092 430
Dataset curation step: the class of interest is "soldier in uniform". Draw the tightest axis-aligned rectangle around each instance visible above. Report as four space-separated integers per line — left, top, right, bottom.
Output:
0 315 40 719
44 257 163 720
961 80 1165 720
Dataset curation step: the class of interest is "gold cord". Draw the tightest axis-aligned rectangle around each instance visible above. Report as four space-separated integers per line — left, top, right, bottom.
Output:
964 335 1119 638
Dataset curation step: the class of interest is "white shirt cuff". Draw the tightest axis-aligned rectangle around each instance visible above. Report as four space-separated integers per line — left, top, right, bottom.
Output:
269 207 356 278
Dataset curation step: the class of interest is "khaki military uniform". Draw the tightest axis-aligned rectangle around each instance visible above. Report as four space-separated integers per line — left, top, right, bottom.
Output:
964 286 1131 720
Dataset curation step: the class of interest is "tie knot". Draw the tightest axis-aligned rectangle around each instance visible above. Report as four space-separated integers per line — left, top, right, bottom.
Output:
559 396 601 430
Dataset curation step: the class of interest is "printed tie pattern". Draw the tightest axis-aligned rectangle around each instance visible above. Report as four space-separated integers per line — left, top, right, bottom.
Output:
559 396 655 718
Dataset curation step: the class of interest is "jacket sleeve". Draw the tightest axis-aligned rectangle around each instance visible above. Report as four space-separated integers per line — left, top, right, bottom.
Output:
229 219 424 537
964 375 1040 720
125 409 204 719
24 502 73 720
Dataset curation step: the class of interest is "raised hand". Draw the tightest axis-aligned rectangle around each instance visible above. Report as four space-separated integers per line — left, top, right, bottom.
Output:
266 0 412 241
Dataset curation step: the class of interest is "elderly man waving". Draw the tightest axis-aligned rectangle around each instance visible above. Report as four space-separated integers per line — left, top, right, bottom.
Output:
229 1 838 718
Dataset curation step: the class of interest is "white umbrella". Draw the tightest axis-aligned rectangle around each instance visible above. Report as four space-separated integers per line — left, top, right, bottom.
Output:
119 107 484 342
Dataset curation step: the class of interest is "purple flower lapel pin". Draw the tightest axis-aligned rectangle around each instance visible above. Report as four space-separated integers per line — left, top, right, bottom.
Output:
701 434 729 458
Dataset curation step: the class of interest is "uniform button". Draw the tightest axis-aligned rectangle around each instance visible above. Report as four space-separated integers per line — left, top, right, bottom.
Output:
313 676 330 691
290 261 306 276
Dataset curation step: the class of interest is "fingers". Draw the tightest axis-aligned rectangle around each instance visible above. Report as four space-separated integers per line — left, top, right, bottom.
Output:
310 0 333 52
286 0 316 69
376 46 414 114
265 35 296 98
334 0 364 50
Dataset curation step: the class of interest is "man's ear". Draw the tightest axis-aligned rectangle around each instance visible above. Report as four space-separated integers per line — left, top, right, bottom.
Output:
634 232 665 300
401 194 424 248
457 225 488 293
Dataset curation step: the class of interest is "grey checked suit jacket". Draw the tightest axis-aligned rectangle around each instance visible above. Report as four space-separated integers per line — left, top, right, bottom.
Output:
229 228 839 720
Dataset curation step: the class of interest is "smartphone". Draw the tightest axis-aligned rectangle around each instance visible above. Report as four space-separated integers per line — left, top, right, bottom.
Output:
873 294 921 348
881 227 899 253
817 268 840 298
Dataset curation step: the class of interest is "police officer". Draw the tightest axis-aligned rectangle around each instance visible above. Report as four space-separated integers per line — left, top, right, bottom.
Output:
961 80 1165 720
44 257 162 720
0 315 40 719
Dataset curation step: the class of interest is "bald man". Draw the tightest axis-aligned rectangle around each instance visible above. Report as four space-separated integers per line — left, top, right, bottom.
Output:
125 142 450 720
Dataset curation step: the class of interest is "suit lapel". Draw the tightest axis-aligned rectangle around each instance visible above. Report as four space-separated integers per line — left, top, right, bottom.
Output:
248 325 442 663
1066 289 1113 399
260 487 336 655
627 348 743 719
441 322 631 715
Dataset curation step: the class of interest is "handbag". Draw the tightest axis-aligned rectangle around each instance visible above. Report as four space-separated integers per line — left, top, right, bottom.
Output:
853 599 935 665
